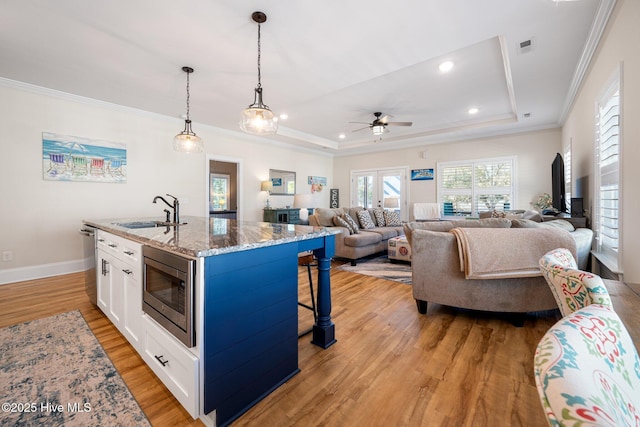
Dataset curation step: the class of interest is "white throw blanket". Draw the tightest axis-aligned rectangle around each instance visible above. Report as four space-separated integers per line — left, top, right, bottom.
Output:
414 203 440 220
450 227 576 279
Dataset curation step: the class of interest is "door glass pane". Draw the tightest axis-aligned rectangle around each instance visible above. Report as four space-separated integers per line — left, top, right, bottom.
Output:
210 174 229 210
382 174 401 211
356 175 374 208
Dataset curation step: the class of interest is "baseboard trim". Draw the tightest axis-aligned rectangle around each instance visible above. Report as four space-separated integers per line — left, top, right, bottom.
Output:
0 259 86 285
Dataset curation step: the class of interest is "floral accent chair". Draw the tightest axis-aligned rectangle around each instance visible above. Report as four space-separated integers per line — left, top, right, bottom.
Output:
534 304 640 426
539 248 613 317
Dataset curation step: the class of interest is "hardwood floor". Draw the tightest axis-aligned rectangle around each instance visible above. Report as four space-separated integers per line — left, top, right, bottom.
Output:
1 265 639 427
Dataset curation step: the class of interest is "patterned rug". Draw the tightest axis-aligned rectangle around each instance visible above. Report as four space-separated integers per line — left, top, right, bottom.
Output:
0 310 150 426
337 255 412 284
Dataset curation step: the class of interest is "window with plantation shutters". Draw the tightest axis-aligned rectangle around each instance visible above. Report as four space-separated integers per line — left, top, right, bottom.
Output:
594 73 621 267
564 143 572 213
437 157 516 216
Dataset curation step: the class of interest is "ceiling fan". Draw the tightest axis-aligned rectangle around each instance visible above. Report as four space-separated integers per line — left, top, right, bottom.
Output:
350 112 413 135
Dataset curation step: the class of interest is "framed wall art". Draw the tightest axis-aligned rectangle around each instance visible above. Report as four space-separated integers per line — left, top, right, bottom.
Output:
411 168 434 181
42 132 127 183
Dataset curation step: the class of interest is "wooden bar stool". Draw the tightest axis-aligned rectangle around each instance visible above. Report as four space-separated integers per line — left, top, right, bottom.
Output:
298 252 317 337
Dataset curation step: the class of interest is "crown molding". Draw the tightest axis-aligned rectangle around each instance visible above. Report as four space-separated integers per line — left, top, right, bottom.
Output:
558 0 617 124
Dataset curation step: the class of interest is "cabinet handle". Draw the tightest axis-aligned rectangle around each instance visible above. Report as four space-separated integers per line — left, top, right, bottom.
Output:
108 243 117 248
97 238 105 243
154 355 169 367
101 259 109 276
124 250 134 256
122 269 133 275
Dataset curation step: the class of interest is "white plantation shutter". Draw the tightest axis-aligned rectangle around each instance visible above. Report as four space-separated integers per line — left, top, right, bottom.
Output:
564 143 572 212
594 77 621 265
438 157 516 216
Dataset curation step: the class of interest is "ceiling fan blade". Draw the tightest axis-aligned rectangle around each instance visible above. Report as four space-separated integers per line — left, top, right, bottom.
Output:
349 121 372 125
351 126 370 132
378 114 392 124
387 121 413 127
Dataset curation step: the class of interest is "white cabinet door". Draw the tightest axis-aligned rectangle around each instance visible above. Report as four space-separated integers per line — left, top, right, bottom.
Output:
96 250 113 313
95 231 142 350
108 256 125 325
122 261 142 347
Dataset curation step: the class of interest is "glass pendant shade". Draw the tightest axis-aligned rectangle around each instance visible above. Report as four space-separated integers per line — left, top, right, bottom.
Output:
241 12 278 136
174 120 203 153
240 88 278 135
174 66 203 153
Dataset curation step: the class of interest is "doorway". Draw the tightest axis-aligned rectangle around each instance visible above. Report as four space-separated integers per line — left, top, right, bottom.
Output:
350 167 409 221
207 156 241 220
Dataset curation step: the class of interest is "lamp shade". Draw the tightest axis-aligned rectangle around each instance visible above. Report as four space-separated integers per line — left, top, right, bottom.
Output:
293 194 312 209
261 180 273 192
384 197 400 209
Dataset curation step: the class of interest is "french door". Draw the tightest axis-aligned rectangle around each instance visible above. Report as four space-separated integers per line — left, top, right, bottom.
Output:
350 168 408 221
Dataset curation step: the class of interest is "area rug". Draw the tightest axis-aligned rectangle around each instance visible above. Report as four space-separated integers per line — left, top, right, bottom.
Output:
337 255 412 285
0 310 150 426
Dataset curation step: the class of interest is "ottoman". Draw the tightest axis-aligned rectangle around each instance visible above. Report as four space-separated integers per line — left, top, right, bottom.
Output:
388 236 411 263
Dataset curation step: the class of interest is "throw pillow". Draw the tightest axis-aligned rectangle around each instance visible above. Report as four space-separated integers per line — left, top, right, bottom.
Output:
341 213 360 234
356 209 376 229
491 210 507 218
373 208 386 227
315 208 338 227
332 215 354 234
510 219 542 228
383 210 401 226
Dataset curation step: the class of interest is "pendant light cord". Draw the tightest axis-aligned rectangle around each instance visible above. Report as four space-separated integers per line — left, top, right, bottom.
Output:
185 70 191 121
256 23 262 89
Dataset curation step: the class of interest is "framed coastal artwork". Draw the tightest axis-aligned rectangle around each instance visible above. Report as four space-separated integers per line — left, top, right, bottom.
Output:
42 132 127 183
411 168 434 181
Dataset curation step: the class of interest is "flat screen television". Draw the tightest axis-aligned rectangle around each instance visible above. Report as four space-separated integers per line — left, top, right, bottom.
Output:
551 152 567 213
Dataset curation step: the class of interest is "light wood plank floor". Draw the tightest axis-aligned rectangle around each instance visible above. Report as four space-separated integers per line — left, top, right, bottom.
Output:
1 265 638 427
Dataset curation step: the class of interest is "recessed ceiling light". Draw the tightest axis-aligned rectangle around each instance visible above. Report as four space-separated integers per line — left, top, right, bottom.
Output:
279 113 288 120
468 107 479 115
439 61 454 73
338 134 346 139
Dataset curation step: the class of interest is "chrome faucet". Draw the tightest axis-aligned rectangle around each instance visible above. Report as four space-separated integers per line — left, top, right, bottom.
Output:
153 194 180 224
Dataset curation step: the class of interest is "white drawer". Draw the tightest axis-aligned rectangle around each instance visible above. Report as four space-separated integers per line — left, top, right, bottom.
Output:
96 230 141 265
119 239 141 264
142 315 199 418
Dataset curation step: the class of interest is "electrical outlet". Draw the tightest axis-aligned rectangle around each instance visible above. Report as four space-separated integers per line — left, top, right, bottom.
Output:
2 250 13 262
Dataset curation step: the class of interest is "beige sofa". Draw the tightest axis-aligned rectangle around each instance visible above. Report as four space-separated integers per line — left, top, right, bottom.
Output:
308 207 404 265
404 218 594 315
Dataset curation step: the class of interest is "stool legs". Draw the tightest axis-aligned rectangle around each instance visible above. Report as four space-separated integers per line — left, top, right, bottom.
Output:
298 263 317 337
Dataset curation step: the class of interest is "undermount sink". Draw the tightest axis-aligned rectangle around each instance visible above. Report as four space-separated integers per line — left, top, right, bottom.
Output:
113 221 187 229
113 221 163 229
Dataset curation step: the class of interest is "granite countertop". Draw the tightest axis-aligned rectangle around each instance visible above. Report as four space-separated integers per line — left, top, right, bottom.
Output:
84 215 340 258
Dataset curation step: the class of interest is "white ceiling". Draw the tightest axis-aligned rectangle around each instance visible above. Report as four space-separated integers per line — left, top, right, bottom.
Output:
0 0 612 155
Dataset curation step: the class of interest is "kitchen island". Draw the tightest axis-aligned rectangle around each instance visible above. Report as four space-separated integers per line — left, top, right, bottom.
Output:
84 216 340 427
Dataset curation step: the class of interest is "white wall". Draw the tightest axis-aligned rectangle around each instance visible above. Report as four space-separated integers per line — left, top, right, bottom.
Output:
562 0 639 284
333 128 561 217
0 82 332 283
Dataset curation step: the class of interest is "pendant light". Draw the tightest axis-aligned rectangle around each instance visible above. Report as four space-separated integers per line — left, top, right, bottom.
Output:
240 11 278 135
174 66 203 153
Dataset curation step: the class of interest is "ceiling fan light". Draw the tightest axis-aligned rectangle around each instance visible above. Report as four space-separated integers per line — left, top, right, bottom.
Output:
372 124 385 135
